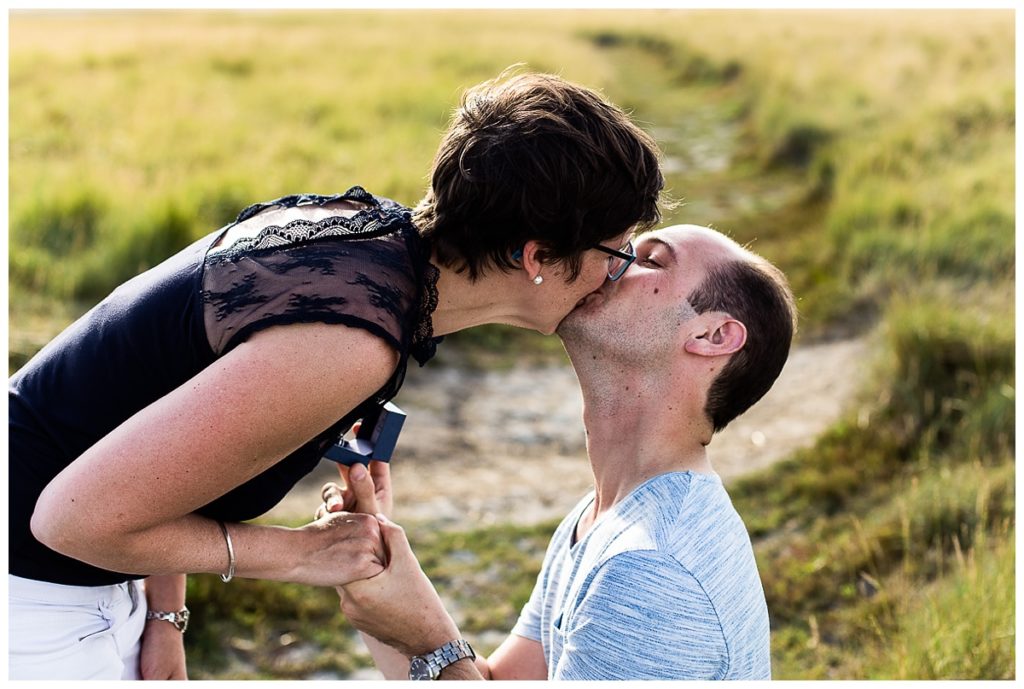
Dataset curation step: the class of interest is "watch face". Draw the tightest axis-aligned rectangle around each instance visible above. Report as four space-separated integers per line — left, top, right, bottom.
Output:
409 657 433 680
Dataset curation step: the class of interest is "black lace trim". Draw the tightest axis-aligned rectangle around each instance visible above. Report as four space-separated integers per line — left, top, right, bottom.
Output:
411 258 442 366
210 188 404 262
233 186 377 225
221 214 393 254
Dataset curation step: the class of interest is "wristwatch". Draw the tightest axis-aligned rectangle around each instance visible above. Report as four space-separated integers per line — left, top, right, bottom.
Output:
145 606 190 633
408 639 475 680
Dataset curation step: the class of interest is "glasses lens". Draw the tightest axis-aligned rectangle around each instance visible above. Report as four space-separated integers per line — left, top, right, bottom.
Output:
607 240 635 280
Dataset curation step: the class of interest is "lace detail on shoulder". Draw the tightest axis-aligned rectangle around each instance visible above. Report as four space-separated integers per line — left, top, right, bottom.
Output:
201 188 444 381
217 212 401 256
233 186 377 225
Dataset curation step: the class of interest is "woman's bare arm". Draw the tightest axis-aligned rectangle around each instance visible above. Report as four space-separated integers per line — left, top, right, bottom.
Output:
31 322 398 587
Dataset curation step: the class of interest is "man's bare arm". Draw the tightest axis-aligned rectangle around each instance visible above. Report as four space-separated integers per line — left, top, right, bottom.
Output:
486 634 548 680
326 459 546 680
339 516 547 680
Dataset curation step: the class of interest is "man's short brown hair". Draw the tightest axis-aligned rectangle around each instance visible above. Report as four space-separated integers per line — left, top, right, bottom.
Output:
414 71 664 281
687 256 797 433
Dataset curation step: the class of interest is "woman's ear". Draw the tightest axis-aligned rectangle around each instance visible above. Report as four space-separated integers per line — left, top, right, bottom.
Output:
521 240 547 282
684 315 747 357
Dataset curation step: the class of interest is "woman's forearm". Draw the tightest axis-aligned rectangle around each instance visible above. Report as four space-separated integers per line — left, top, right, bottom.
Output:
28 322 399 583
34 511 386 588
35 512 273 579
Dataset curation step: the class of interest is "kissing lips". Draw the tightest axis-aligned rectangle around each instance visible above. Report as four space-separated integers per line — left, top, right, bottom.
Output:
573 288 605 310
557 288 607 334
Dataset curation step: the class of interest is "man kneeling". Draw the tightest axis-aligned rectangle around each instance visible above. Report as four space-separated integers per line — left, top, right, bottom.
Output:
328 224 797 680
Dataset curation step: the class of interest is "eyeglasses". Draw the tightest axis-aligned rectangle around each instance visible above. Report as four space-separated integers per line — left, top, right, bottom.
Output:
511 240 636 281
592 239 636 281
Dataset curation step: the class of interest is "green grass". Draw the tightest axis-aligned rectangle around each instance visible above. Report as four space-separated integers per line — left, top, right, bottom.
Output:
11 10 1013 351
729 294 1014 679
871 526 1015 679
9 9 1014 679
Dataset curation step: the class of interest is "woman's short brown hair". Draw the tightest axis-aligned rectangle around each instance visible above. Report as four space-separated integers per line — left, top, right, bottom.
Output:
414 71 664 281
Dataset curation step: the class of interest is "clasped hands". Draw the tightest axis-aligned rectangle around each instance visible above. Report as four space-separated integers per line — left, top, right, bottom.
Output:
313 459 461 659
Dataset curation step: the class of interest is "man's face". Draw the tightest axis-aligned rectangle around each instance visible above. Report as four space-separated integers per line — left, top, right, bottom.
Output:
557 225 744 353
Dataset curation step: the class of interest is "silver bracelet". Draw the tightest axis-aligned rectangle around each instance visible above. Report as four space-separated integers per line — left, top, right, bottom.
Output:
217 520 235 583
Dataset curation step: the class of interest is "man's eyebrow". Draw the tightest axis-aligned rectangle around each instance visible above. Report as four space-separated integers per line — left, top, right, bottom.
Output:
638 235 677 261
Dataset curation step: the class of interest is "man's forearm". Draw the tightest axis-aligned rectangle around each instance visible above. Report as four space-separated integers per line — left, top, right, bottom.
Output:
439 658 487 680
361 632 492 680
360 632 412 680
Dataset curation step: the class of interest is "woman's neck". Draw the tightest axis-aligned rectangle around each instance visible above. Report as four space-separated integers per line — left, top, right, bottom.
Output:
429 259 535 336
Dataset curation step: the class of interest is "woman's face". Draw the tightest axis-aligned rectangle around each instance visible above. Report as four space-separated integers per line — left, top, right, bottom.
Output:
532 228 636 334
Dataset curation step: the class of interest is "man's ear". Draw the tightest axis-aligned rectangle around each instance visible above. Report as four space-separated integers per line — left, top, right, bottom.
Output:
684 315 747 357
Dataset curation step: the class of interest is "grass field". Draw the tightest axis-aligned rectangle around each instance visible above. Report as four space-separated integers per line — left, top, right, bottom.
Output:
8 9 1015 679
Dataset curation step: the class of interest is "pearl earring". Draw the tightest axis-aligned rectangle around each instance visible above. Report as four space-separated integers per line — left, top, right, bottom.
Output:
533 275 544 285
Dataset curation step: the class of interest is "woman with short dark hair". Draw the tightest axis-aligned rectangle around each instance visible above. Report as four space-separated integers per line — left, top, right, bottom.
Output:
8 70 664 680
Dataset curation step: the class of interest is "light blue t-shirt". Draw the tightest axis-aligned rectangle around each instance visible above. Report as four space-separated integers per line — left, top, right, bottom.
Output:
511 471 771 680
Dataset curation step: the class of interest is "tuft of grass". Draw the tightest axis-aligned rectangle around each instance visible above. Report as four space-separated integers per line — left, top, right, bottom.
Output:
184 573 368 679
412 520 554 636
870 525 1015 680
582 28 742 86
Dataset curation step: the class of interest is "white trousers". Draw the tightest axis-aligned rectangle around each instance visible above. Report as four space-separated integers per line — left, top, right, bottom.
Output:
8 574 147 680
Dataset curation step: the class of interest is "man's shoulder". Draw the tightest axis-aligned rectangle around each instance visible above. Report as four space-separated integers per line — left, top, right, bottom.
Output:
586 471 766 617
571 473 771 681
598 471 746 560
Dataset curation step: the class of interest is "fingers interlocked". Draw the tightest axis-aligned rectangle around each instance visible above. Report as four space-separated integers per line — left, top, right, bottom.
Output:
315 481 347 520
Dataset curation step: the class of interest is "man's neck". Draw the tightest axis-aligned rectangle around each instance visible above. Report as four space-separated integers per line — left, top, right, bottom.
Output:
571 354 714 529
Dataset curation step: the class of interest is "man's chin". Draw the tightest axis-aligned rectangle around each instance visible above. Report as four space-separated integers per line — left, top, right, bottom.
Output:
555 302 592 342
561 292 598 335
556 289 607 340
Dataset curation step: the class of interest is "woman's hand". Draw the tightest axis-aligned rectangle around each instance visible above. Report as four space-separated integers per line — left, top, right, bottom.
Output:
290 510 388 588
140 620 188 680
339 515 460 658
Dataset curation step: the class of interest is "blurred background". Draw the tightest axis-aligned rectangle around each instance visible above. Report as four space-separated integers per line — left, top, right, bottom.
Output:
8 9 1014 679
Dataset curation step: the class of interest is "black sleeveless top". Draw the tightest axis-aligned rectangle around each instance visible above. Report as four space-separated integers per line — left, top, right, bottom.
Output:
8 187 441 586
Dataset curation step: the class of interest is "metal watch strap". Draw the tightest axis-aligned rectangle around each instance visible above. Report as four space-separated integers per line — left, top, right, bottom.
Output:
145 607 190 633
411 639 475 679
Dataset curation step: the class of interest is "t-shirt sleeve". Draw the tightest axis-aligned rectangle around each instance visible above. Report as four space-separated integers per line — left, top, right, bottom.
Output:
509 507 580 646
510 565 546 643
552 550 730 680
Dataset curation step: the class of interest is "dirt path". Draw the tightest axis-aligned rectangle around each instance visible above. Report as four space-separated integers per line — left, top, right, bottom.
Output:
266 335 872 529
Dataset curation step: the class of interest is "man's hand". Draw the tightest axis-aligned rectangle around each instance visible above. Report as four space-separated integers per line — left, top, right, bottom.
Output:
140 619 188 680
339 515 461 659
317 458 393 520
